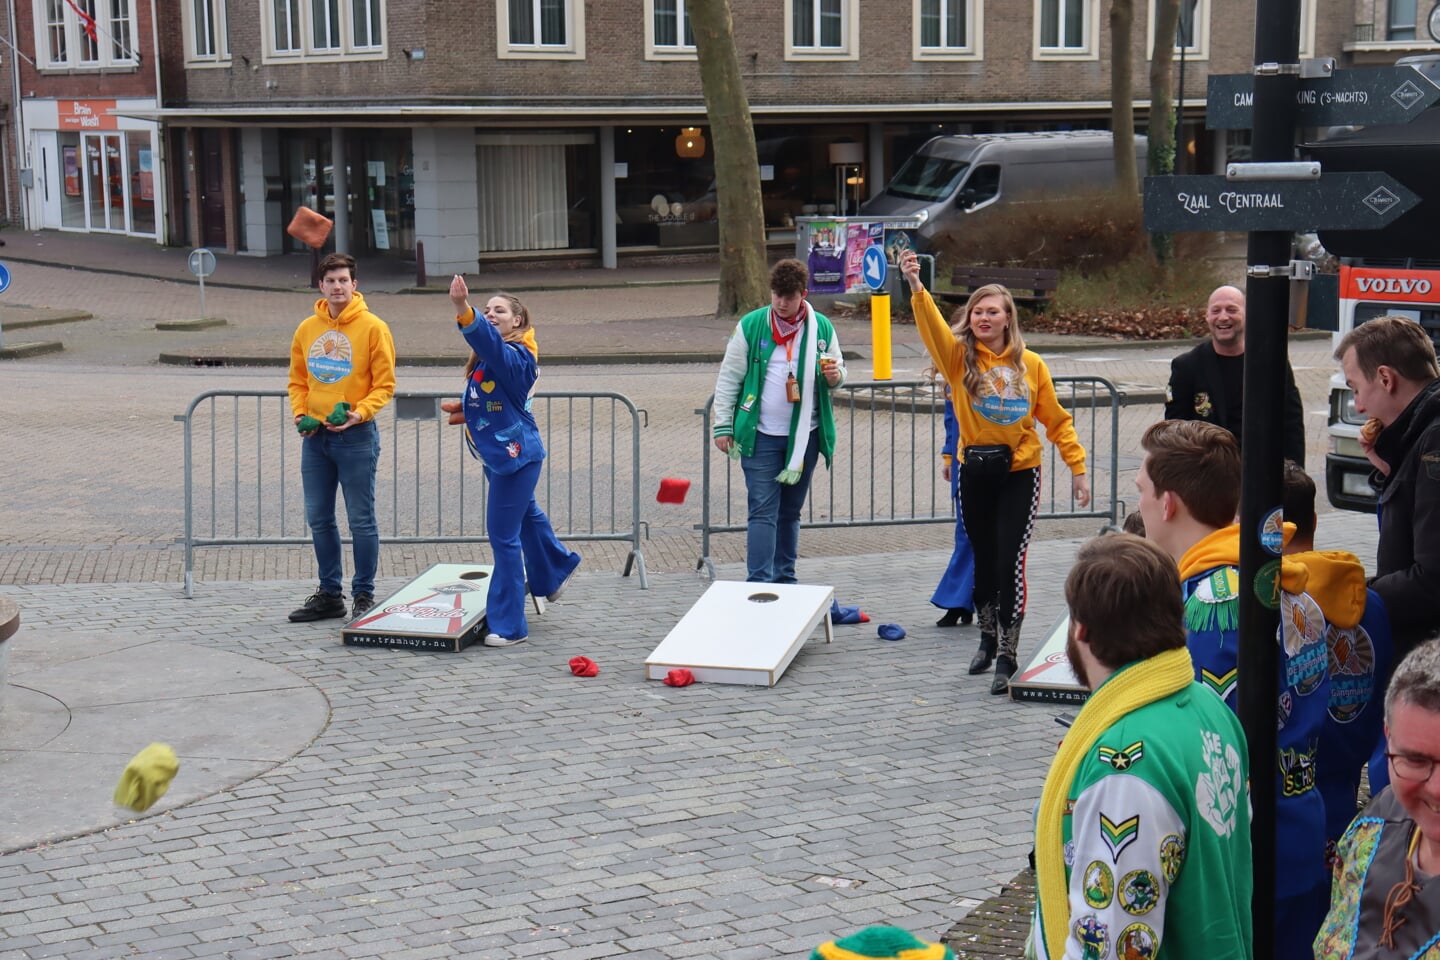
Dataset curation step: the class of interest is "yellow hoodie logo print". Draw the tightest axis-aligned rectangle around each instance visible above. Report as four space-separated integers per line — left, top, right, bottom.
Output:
307 330 354 384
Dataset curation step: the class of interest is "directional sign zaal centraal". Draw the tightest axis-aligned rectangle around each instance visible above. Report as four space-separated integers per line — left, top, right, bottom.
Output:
1143 172 1420 233
1207 66 1440 129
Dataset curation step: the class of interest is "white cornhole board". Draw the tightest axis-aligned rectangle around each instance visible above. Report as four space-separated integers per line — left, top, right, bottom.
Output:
646 581 835 686
1007 613 1090 706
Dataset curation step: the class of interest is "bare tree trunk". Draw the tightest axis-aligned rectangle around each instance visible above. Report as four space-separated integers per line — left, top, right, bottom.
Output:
1148 0 1182 260
1109 0 1137 190
689 0 768 318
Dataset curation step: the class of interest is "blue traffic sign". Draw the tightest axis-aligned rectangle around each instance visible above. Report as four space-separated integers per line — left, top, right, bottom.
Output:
862 245 887 291
0 262 12 295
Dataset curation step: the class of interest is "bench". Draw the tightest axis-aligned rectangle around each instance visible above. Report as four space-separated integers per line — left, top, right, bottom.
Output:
938 266 1061 313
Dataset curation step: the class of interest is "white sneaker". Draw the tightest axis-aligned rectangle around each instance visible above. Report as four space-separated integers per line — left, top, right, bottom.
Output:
547 565 579 603
483 633 528 647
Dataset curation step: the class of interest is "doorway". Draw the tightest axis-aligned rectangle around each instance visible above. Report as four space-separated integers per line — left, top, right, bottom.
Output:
198 129 227 247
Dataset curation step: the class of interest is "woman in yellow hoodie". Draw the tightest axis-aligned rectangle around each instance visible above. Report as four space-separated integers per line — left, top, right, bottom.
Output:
900 251 1089 695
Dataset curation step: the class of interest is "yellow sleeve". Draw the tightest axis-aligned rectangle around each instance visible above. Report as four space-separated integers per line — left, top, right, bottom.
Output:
910 288 964 385
1031 356 1087 474
287 323 310 418
354 319 397 422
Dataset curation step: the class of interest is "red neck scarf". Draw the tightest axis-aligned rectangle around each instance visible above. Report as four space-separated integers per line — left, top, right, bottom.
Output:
770 303 806 345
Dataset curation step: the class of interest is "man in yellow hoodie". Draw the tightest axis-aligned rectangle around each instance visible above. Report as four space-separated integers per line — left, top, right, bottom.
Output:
1137 419 1341 959
286 252 396 623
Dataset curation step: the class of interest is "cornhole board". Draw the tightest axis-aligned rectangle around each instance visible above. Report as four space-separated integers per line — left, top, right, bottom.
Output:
645 581 835 687
342 563 494 652
1008 613 1090 706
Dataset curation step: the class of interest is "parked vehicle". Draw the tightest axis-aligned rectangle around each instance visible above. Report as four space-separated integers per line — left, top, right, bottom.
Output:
859 130 1146 244
1324 259 1440 512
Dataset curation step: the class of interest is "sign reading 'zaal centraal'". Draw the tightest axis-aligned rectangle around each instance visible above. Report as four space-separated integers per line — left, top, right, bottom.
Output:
1142 172 1419 233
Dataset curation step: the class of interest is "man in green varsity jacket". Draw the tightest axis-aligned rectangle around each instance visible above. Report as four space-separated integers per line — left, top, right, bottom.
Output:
1028 534 1253 960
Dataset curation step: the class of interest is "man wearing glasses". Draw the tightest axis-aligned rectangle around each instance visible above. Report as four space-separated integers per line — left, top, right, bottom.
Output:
1315 638 1440 957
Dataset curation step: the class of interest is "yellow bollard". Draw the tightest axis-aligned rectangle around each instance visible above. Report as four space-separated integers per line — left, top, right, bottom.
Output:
870 292 893 381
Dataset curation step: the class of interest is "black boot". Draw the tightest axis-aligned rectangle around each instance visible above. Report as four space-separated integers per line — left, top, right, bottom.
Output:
968 636 996 674
937 607 970 628
969 603 997 674
990 618 1023 695
990 656 1017 695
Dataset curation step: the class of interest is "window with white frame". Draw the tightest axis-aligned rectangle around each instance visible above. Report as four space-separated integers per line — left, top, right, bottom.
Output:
266 0 384 59
1388 0 1417 40
786 0 858 59
186 0 230 63
1035 0 1095 57
37 0 137 67
646 0 695 58
915 0 980 58
498 0 585 58
1145 0 1209 59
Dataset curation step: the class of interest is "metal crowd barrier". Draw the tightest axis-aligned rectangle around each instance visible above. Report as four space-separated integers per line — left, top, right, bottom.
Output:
177 389 647 596
695 376 1122 577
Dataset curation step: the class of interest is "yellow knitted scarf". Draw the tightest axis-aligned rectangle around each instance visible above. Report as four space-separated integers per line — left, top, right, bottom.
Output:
1034 646 1195 957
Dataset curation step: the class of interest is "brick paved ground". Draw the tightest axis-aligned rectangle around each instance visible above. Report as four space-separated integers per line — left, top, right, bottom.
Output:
0 231 1366 958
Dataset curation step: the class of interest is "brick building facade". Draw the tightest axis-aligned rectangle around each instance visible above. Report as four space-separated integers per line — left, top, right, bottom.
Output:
2 0 1431 271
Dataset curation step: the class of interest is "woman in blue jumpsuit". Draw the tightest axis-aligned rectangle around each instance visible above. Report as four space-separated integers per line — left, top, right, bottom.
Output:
450 276 581 647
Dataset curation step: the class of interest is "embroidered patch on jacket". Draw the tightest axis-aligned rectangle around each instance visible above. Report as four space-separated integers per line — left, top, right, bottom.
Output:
1202 667 1238 703
1118 922 1158 959
1159 834 1185 884
1326 624 1376 724
1082 861 1114 909
1072 915 1109 959
1184 568 1241 637
1098 741 1145 771
1423 450 1440 480
1279 742 1318 797
1100 813 1140 863
1193 391 1213 417
1119 869 1161 915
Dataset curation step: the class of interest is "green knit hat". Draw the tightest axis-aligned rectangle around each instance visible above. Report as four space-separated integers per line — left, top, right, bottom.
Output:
811 926 955 960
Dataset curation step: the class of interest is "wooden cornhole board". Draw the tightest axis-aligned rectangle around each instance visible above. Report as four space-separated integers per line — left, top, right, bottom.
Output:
646 581 835 686
342 563 494 653
1008 613 1089 706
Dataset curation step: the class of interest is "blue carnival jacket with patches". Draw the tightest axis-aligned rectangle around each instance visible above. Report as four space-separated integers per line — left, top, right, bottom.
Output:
1028 677 1254 960
1178 525 1332 902
456 308 544 476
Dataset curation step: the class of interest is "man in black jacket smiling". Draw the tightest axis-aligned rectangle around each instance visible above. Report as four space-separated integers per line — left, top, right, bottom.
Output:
1164 284 1306 465
1336 314 1440 662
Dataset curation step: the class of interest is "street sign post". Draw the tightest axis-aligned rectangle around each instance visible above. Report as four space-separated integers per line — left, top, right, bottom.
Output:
1143 171 1419 233
1207 65 1440 128
0 262 9 350
188 248 216 320
862 245 887 291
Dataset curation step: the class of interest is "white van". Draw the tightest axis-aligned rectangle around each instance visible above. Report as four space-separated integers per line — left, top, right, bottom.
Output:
859 130 1147 244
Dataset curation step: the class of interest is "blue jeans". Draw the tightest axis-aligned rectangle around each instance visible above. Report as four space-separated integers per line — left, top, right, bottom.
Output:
484 460 582 640
741 429 821 584
301 420 380 596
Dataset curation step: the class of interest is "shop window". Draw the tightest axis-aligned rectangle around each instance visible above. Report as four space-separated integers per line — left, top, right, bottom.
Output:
914 0 981 59
786 0 858 59
1035 0 1097 58
266 0 384 60
185 0 230 64
645 0 695 59
476 131 595 252
498 0 585 59
37 0 137 67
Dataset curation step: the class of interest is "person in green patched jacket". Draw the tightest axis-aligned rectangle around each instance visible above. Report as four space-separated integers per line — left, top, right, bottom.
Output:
711 258 845 584
1029 533 1253 960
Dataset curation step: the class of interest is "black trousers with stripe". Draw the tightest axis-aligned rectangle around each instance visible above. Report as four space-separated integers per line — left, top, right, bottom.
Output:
957 464 1040 632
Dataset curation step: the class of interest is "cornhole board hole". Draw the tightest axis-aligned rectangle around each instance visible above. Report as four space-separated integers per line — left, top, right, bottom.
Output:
343 563 494 653
645 581 835 686
1008 613 1089 706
